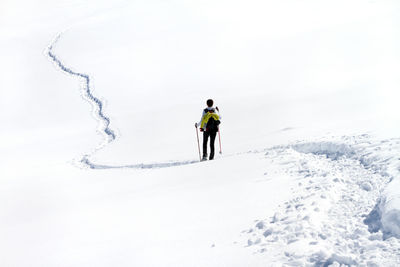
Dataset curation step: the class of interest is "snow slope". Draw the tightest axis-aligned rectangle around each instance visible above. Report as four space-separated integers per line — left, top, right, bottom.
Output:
2 0 400 266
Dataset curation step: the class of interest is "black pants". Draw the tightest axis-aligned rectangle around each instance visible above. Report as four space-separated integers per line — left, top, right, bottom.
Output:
203 131 217 160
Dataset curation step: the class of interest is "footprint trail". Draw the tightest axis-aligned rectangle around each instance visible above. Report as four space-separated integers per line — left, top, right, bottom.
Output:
47 33 198 169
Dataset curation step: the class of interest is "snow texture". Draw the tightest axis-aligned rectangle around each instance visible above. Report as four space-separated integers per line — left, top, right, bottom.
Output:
379 179 400 239
245 136 400 265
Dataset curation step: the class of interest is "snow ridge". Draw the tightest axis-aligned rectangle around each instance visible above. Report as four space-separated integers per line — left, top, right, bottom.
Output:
291 141 355 160
47 34 116 145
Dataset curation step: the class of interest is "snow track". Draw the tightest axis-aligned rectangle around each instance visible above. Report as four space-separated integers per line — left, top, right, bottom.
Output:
47 34 198 169
48 34 116 144
245 136 400 266
80 156 198 169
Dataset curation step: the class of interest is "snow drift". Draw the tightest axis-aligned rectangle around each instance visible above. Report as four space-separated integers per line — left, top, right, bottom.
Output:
291 141 355 160
380 179 400 238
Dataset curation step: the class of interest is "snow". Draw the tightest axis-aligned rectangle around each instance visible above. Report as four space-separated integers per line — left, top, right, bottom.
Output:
380 179 400 239
245 136 400 265
2 0 400 266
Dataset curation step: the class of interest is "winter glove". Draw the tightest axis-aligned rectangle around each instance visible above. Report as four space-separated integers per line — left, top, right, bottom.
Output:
200 128 204 132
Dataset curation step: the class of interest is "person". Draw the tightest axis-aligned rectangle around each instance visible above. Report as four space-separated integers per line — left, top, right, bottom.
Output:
195 99 221 161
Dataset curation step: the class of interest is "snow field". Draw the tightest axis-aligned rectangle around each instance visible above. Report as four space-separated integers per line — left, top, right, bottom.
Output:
245 135 400 266
2 0 400 266
0 148 299 267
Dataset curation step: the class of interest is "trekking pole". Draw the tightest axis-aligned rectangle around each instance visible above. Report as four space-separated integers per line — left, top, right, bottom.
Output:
215 106 222 154
218 127 222 154
195 124 201 161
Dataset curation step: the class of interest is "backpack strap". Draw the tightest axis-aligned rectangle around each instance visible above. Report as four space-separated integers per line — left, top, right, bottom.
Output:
204 108 215 113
